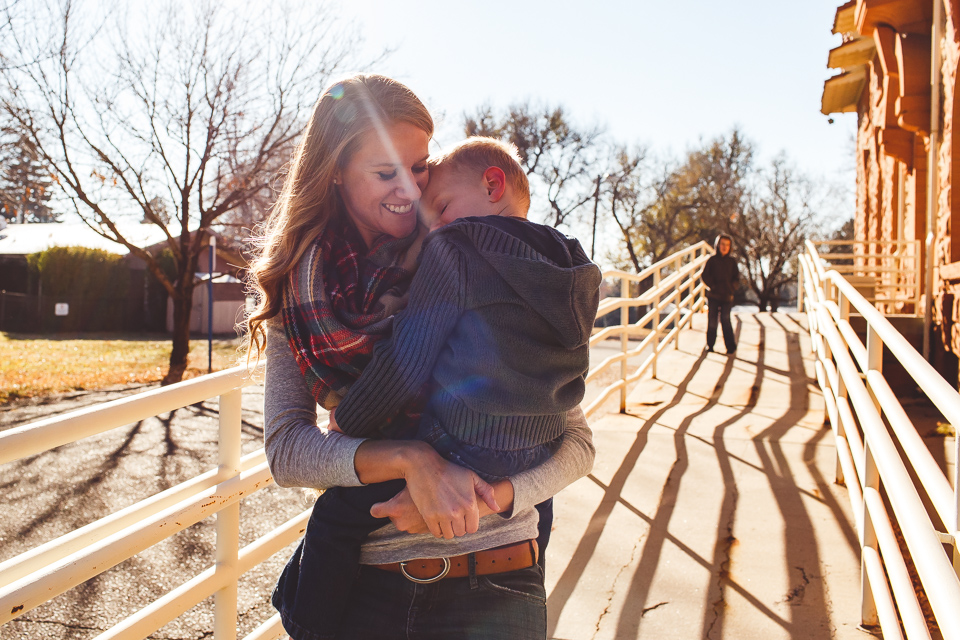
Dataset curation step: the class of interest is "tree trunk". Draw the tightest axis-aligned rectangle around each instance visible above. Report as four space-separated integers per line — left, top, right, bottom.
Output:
162 287 193 385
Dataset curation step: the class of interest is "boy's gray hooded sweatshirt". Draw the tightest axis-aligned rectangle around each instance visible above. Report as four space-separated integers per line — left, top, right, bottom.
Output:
335 215 602 451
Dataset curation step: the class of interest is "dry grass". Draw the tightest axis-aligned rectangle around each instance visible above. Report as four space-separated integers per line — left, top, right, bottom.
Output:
0 332 246 405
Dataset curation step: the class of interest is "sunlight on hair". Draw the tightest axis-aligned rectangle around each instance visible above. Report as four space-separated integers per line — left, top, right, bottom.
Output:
355 83 420 197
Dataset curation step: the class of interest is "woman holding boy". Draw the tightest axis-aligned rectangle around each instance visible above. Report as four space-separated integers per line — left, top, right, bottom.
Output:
247 74 596 639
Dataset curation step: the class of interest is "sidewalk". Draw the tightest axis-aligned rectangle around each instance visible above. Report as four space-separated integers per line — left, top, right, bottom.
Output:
547 312 869 640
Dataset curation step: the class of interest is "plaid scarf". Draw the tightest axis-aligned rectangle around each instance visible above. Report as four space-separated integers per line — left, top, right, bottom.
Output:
281 215 427 428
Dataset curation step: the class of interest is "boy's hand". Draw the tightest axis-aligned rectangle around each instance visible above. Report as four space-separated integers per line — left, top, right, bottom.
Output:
327 408 342 433
370 488 430 534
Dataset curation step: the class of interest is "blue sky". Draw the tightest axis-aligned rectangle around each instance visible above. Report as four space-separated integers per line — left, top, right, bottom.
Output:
334 0 857 198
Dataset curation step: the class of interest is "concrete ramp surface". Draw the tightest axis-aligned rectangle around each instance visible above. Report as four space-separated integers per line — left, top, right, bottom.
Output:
547 312 866 640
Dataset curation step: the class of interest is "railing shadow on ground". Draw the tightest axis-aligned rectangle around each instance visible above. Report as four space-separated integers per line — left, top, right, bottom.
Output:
547 310 867 639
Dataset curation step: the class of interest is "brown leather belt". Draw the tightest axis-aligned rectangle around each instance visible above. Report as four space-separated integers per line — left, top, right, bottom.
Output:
373 540 538 583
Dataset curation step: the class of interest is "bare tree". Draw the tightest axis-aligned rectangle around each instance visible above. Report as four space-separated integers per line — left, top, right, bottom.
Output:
464 103 603 229
727 157 821 311
606 130 753 269
1 0 364 382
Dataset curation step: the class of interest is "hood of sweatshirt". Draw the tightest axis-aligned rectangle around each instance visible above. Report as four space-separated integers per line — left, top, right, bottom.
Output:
435 216 602 349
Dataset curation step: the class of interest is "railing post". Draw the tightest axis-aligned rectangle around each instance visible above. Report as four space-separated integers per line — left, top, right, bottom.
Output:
832 290 847 486
859 324 883 628
797 259 804 313
214 389 242 640
947 436 960 576
652 269 662 380
675 258 682 351
620 277 629 413
955 433 960 576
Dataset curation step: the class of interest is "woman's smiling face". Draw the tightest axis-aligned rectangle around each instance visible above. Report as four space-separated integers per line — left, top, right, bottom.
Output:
336 121 430 247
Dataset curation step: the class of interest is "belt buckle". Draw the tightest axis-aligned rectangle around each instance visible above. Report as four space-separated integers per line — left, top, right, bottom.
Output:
399 557 451 584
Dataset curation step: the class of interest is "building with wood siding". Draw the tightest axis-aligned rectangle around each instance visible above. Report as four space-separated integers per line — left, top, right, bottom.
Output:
823 0 960 378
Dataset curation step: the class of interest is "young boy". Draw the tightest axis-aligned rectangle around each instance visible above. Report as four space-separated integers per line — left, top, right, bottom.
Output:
280 137 601 631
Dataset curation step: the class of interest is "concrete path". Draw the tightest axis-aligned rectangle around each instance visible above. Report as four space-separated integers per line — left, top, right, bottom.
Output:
546 312 870 640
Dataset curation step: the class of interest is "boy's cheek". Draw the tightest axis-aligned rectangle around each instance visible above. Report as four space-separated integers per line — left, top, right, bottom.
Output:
418 204 440 229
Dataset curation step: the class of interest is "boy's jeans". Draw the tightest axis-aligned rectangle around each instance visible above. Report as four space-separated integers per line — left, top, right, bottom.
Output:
706 297 736 352
272 418 558 640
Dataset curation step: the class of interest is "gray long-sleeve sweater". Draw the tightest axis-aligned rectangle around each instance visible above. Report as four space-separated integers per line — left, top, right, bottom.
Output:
263 316 595 564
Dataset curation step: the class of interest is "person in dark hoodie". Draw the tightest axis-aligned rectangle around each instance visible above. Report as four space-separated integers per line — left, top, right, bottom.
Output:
702 233 740 354
303 136 601 630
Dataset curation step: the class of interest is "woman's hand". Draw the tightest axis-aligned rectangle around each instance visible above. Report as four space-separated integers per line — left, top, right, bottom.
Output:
402 449 499 539
327 408 342 433
354 439 500 539
371 479 516 535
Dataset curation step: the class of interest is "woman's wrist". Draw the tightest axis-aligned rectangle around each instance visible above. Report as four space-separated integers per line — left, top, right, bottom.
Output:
484 479 515 517
353 439 436 485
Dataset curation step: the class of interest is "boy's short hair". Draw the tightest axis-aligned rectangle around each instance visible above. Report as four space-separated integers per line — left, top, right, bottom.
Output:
430 137 531 214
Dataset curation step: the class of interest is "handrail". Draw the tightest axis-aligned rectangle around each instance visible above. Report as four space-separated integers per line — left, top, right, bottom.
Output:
0 362 294 640
586 241 711 418
798 240 960 638
805 238 922 313
0 241 713 639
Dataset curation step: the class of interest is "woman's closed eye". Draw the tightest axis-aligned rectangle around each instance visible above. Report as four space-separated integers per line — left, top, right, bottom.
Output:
377 164 426 181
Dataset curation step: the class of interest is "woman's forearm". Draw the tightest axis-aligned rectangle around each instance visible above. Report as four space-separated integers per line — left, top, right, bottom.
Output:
355 438 499 538
507 406 595 515
263 318 366 489
353 438 435 484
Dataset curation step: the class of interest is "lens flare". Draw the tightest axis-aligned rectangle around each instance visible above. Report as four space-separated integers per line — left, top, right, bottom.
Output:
354 84 420 197
329 84 345 100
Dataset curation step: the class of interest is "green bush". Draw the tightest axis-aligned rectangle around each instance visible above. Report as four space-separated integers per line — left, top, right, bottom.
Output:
26 246 131 331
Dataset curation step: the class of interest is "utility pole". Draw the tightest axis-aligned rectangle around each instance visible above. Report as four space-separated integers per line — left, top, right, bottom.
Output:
591 174 602 260
207 235 216 374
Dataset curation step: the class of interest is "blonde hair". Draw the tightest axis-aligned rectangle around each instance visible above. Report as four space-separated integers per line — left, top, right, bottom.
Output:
245 74 433 360
430 137 531 214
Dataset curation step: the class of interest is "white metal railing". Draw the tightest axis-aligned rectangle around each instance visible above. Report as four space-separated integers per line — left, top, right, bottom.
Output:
584 241 711 418
0 241 712 639
799 239 960 639
0 364 300 640
806 239 921 314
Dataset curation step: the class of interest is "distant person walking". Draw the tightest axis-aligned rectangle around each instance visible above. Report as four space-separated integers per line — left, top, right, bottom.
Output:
702 233 739 355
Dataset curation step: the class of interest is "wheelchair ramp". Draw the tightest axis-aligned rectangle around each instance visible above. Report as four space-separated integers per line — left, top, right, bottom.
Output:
548 312 867 640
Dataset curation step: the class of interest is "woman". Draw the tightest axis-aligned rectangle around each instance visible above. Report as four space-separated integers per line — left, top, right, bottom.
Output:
247 74 594 640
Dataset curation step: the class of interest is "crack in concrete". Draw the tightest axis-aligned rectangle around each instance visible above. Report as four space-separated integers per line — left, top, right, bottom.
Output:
704 511 738 639
783 565 811 604
642 601 669 617
12 616 218 640
590 531 645 640
12 617 105 632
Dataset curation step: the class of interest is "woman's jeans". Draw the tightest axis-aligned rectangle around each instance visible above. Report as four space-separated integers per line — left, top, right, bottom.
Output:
336 562 546 639
272 417 558 640
706 297 736 352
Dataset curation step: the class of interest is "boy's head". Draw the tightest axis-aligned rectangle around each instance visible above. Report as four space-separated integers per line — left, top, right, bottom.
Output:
421 137 531 231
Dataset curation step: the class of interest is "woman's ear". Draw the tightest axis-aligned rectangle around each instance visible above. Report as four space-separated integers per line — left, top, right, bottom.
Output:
482 167 507 202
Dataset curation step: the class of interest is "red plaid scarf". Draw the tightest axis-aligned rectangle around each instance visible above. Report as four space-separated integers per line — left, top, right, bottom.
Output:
281 215 427 428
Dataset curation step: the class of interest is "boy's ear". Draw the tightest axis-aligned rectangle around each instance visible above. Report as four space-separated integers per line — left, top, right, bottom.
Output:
482 167 507 202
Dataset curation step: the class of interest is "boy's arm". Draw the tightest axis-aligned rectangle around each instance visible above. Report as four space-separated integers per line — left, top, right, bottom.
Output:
369 405 594 531
335 238 466 438
701 257 715 289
